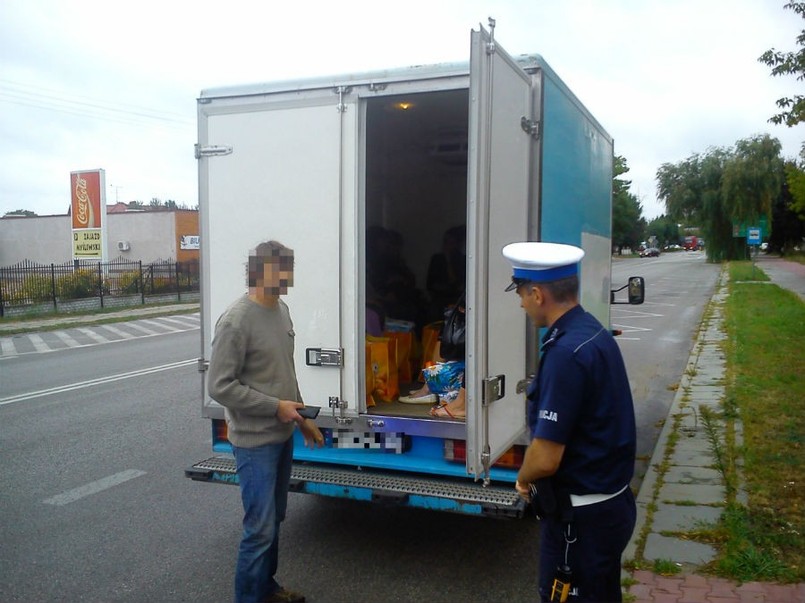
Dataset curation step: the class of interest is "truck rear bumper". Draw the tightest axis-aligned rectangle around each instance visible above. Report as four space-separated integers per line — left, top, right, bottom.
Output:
186 456 526 519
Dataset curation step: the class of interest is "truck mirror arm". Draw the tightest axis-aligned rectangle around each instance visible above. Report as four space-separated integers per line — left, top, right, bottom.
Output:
610 276 645 305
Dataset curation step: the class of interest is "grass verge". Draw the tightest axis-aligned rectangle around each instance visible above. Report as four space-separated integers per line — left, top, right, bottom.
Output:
709 261 805 582
0 303 199 336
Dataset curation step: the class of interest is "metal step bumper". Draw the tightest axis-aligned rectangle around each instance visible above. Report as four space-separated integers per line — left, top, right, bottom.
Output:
186 456 526 519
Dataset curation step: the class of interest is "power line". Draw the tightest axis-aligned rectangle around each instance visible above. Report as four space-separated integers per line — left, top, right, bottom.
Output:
0 79 194 130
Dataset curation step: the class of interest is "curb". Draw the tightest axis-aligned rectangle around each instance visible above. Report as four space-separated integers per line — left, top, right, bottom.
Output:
624 265 728 568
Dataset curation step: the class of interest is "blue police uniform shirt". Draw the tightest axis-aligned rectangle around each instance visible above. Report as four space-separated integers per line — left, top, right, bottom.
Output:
526 305 636 495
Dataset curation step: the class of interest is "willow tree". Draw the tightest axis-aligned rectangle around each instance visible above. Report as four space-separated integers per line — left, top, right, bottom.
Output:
656 155 703 224
698 148 739 262
722 134 783 224
656 138 785 261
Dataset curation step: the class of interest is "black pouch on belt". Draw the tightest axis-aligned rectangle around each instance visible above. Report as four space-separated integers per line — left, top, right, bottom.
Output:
530 478 574 523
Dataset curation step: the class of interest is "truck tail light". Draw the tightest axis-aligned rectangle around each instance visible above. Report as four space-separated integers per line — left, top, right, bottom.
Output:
213 419 229 444
444 440 525 468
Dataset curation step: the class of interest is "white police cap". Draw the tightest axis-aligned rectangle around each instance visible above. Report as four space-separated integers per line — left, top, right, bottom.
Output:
502 242 585 291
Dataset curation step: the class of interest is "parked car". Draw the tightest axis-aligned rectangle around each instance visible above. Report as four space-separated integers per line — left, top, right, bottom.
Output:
640 247 660 257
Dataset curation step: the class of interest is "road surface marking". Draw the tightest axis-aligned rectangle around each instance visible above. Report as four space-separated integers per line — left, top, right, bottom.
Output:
1 337 17 357
76 327 110 344
42 470 147 506
141 318 182 332
159 315 198 327
52 330 82 347
122 322 159 335
99 324 137 339
27 334 50 353
0 358 197 407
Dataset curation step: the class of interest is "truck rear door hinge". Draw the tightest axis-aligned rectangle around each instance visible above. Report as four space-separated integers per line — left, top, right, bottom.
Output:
520 117 540 139
486 17 497 55
329 396 352 425
195 144 233 159
197 357 209 373
334 86 353 113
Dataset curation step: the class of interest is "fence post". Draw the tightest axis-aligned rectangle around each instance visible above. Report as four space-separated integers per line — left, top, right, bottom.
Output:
175 261 181 302
139 261 145 305
0 268 5 318
97 262 104 308
51 264 57 312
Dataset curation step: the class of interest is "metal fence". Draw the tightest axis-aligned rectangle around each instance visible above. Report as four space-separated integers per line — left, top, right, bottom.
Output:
0 258 200 318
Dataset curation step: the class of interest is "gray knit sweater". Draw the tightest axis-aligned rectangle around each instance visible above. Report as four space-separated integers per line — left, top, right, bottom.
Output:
207 295 303 448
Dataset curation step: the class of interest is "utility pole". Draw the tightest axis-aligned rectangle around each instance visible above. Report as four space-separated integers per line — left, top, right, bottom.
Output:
109 184 123 203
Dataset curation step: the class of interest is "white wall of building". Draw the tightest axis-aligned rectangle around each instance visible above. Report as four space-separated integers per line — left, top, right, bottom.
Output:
0 212 178 266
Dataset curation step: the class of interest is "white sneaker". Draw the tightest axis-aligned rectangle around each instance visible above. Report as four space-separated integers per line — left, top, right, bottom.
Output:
398 393 438 404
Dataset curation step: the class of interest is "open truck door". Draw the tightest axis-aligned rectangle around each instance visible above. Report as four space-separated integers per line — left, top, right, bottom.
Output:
466 22 534 482
196 91 350 426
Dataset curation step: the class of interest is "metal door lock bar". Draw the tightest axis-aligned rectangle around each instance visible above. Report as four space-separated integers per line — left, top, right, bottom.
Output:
306 348 343 367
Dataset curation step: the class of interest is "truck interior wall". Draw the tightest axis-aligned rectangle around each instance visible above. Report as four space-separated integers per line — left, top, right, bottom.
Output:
364 90 469 329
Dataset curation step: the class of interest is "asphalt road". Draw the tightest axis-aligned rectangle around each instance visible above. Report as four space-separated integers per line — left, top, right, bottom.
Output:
0 251 720 602
612 251 721 482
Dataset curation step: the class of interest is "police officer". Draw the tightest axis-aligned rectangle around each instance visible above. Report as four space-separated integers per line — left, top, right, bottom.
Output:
503 242 637 602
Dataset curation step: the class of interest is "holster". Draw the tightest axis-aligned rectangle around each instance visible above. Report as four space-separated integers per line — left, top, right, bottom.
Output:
530 478 574 523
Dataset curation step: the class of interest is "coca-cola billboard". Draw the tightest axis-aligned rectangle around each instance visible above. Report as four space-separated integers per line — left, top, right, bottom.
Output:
70 170 103 229
71 169 106 260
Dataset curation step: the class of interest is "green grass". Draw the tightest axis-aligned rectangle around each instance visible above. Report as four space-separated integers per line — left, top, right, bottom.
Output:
652 559 682 576
709 261 805 582
730 260 770 282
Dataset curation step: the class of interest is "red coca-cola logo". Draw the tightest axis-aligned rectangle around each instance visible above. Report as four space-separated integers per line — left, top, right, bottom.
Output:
74 174 94 227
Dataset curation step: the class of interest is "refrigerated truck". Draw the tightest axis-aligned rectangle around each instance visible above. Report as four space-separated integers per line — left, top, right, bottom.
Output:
186 22 644 518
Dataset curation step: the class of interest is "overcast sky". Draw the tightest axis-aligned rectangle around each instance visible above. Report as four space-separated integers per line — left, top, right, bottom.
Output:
1 0 802 221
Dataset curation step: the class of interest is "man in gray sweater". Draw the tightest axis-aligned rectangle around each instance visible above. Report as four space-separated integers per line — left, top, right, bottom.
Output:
208 240 323 603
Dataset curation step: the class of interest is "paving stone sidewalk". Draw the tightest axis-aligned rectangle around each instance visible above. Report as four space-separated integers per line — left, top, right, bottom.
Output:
625 256 804 602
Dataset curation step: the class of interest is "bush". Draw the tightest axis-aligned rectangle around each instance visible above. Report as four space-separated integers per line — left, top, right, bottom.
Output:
56 269 102 299
115 270 142 295
17 273 54 303
148 276 175 293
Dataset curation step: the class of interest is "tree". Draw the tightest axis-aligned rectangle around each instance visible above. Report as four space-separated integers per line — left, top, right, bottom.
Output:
770 163 805 252
612 155 646 252
655 137 786 262
656 155 703 223
759 2 805 218
722 134 783 223
758 2 805 128
697 148 740 262
3 209 37 217
785 161 805 217
646 215 680 247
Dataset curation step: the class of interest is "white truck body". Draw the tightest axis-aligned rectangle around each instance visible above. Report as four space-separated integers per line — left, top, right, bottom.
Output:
187 24 617 518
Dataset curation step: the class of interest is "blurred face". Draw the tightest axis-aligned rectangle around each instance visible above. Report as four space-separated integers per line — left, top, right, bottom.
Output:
251 252 294 297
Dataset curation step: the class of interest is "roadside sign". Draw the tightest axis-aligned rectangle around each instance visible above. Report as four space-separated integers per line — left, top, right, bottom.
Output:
747 227 761 246
733 216 769 238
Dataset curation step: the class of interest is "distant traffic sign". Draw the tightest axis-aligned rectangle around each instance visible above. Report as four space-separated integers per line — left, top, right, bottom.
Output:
747 227 761 245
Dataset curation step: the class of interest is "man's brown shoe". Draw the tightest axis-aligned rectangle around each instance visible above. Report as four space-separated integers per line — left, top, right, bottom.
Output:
265 587 305 603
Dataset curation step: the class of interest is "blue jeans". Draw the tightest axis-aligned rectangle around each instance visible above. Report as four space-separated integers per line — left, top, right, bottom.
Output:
538 488 636 602
232 438 293 603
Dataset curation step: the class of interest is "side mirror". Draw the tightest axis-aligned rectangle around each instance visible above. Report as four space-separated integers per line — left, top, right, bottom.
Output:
627 276 645 305
610 276 645 305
